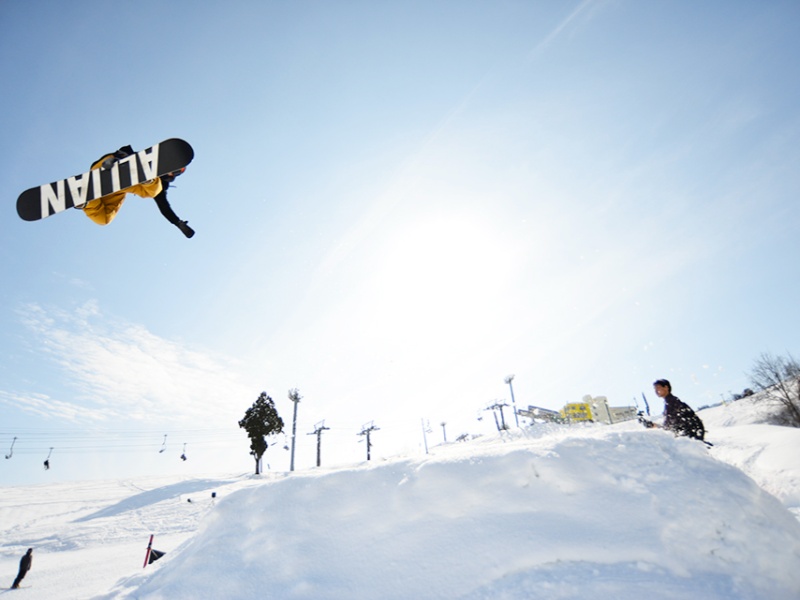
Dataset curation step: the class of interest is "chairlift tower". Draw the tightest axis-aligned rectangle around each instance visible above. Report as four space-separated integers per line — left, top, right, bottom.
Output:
358 421 380 461
484 401 510 432
421 419 433 454
308 420 330 467
505 374 520 427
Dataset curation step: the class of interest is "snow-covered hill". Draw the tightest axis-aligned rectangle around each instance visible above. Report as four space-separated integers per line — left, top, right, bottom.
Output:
2 398 799 599
701 394 800 518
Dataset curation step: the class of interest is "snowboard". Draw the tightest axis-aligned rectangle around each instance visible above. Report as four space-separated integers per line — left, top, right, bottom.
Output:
16 138 194 222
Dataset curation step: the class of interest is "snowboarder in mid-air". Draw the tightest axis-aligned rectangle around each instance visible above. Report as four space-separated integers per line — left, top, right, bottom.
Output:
80 145 195 238
11 548 32 589
652 379 706 441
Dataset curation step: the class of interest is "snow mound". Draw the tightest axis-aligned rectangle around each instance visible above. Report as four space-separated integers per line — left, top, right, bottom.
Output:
700 393 785 428
99 428 800 600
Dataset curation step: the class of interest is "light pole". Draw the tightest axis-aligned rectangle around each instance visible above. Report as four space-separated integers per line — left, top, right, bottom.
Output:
505 375 519 427
288 388 302 471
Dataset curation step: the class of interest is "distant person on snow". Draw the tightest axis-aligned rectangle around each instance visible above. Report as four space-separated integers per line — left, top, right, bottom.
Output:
653 379 706 441
80 145 195 238
11 548 33 589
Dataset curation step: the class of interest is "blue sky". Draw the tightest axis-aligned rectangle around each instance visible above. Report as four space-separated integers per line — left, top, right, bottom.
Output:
1 0 799 485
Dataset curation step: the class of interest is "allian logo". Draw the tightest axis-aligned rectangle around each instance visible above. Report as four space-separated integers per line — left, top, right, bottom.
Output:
40 144 161 214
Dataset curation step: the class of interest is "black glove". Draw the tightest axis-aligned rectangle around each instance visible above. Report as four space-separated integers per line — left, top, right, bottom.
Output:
113 145 134 159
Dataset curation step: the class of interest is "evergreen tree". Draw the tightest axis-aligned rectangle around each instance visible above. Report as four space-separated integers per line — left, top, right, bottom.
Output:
238 392 285 474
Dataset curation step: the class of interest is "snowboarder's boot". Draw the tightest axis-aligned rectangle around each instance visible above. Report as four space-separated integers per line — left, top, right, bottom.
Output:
161 167 186 185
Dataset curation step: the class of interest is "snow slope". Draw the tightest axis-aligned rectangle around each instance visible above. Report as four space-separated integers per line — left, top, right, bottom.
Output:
0 474 260 598
702 395 800 518
2 399 799 600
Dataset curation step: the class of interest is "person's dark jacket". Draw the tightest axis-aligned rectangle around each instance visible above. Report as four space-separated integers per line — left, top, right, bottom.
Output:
19 551 32 574
663 394 705 440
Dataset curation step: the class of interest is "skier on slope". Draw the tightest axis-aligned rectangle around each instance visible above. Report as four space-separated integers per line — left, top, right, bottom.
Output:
11 548 32 589
653 379 706 441
80 145 195 238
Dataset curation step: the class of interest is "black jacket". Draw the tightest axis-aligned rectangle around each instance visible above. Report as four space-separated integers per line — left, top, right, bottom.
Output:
663 394 705 440
19 551 32 574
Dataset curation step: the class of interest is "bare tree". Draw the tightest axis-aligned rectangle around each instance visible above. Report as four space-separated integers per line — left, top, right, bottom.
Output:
748 352 800 427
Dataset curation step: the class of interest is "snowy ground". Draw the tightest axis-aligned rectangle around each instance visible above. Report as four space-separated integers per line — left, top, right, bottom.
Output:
2 396 799 599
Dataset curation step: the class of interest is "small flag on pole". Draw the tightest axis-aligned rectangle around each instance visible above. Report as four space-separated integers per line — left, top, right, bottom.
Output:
143 534 154 568
143 534 167 568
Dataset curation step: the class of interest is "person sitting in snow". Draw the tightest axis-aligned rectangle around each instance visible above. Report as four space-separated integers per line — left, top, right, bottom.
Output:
80 145 195 238
653 379 706 441
11 548 33 589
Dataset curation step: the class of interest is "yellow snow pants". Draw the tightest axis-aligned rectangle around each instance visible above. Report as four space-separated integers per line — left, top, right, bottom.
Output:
82 153 163 225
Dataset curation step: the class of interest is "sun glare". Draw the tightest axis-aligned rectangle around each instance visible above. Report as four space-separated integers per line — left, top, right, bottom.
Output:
362 214 515 358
